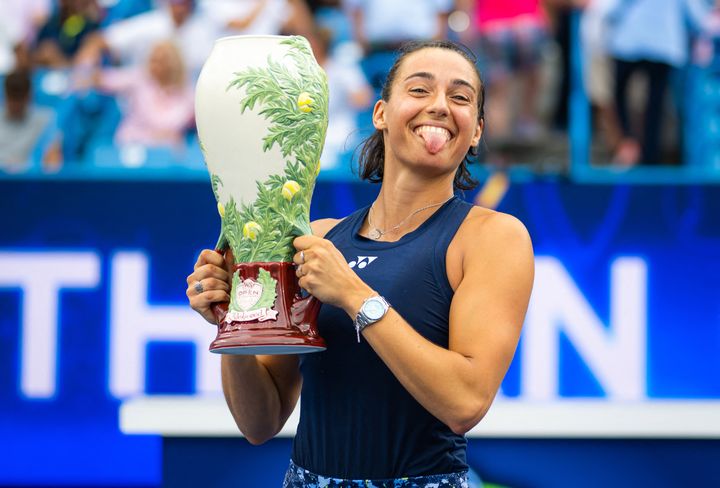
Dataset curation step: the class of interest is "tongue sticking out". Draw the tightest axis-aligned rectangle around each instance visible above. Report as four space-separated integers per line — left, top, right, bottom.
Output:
419 130 449 154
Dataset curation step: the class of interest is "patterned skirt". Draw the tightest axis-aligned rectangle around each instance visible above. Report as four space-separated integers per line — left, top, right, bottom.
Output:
282 460 470 488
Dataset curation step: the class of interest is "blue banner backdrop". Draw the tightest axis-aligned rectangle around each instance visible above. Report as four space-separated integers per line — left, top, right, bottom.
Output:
0 179 719 485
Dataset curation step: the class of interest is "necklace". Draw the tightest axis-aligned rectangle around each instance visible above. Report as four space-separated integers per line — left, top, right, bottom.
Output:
367 196 453 240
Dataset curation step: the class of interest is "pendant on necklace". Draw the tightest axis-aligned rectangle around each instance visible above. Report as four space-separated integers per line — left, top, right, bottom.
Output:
368 228 383 240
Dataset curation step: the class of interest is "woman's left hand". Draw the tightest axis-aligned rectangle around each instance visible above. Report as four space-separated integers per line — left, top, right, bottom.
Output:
293 235 373 314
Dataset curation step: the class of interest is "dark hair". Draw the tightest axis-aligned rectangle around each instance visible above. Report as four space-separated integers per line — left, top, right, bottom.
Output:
357 40 485 190
4 70 31 100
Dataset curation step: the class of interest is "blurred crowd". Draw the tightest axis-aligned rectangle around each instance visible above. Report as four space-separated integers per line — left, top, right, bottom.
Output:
1 0 719 174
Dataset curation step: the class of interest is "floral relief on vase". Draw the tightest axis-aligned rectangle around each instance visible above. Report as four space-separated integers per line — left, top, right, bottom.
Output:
197 35 328 324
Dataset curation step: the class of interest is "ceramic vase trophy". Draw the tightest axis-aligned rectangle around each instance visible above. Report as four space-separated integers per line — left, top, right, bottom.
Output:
195 35 328 354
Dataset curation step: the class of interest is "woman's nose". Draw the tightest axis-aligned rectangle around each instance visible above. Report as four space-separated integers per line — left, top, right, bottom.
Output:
426 91 449 116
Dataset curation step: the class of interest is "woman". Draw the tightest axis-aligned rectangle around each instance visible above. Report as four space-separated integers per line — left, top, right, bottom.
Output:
187 40 534 487
96 39 194 148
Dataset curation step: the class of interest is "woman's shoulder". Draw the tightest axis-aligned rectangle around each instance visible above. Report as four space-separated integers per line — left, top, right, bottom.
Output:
457 206 533 259
311 204 371 238
445 205 533 291
464 205 526 228
311 218 344 238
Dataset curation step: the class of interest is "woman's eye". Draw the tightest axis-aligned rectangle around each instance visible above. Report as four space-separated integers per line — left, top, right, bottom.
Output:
452 95 471 103
410 87 428 94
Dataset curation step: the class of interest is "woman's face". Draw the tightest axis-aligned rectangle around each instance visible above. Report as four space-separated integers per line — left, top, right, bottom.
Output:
373 48 483 179
148 43 179 84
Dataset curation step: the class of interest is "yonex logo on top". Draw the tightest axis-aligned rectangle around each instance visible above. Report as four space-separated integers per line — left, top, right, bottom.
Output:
348 256 378 269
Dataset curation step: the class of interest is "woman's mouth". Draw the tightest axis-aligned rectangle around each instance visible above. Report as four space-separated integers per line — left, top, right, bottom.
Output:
414 125 452 154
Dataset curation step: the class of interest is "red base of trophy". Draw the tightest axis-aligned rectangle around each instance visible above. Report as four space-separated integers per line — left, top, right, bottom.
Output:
210 261 325 354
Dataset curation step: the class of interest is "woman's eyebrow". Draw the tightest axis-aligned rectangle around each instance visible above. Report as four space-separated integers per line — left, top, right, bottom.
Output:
404 71 434 82
403 72 476 93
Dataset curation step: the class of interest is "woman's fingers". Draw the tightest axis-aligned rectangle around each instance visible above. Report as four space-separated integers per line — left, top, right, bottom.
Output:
189 276 231 294
188 289 230 324
194 249 226 270
188 288 229 305
293 234 318 251
187 275 230 301
188 250 232 325
187 263 230 285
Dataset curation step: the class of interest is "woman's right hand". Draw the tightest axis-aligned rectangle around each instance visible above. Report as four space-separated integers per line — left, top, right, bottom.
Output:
186 249 232 324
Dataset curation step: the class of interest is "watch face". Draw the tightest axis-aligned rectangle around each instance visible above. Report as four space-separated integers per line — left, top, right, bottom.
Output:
363 298 386 320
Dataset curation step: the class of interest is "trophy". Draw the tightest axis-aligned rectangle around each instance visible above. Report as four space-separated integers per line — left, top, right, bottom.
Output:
195 35 328 354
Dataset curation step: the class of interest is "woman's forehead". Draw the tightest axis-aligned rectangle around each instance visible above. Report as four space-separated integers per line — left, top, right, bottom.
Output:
395 48 479 87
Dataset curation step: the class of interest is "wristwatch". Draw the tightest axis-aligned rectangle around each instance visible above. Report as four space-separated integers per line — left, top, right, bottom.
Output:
353 295 390 342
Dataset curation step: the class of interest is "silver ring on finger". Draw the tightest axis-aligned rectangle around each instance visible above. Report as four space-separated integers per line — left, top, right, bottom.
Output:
297 264 304 277
300 250 305 264
194 280 204 294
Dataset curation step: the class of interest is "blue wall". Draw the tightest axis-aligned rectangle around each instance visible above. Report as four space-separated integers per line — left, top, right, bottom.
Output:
1 178 719 486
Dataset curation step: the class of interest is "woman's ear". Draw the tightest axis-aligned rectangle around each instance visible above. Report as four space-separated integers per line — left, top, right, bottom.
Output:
471 119 484 147
372 100 386 130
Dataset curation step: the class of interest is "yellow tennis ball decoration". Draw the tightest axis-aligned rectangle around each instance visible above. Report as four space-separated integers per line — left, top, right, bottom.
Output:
297 92 313 113
282 180 301 200
243 221 262 241
63 14 86 38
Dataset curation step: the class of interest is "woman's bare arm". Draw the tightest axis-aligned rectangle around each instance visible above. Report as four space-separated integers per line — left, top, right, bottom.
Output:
292 211 533 435
190 219 340 444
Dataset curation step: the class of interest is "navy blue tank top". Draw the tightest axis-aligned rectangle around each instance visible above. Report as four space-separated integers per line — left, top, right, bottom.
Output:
292 196 474 479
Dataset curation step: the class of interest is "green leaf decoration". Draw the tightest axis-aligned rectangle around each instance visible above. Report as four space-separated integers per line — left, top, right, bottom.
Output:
210 173 222 199
216 35 327 263
253 268 277 311
212 173 228 250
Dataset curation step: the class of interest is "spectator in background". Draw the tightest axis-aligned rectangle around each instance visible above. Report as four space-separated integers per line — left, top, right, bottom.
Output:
309 28 373 169
0 0 52 74
0 70 53 171
461 0 549 140
203 0 315 39
304 0 333 13
101 0 155 26
77 0 218 76
54 0 215 164
608 0 710 166
543 0 587 132
33 0 101 69
90 40 195 149
580 0 621 154
312 0 355 46
346 0 453 93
